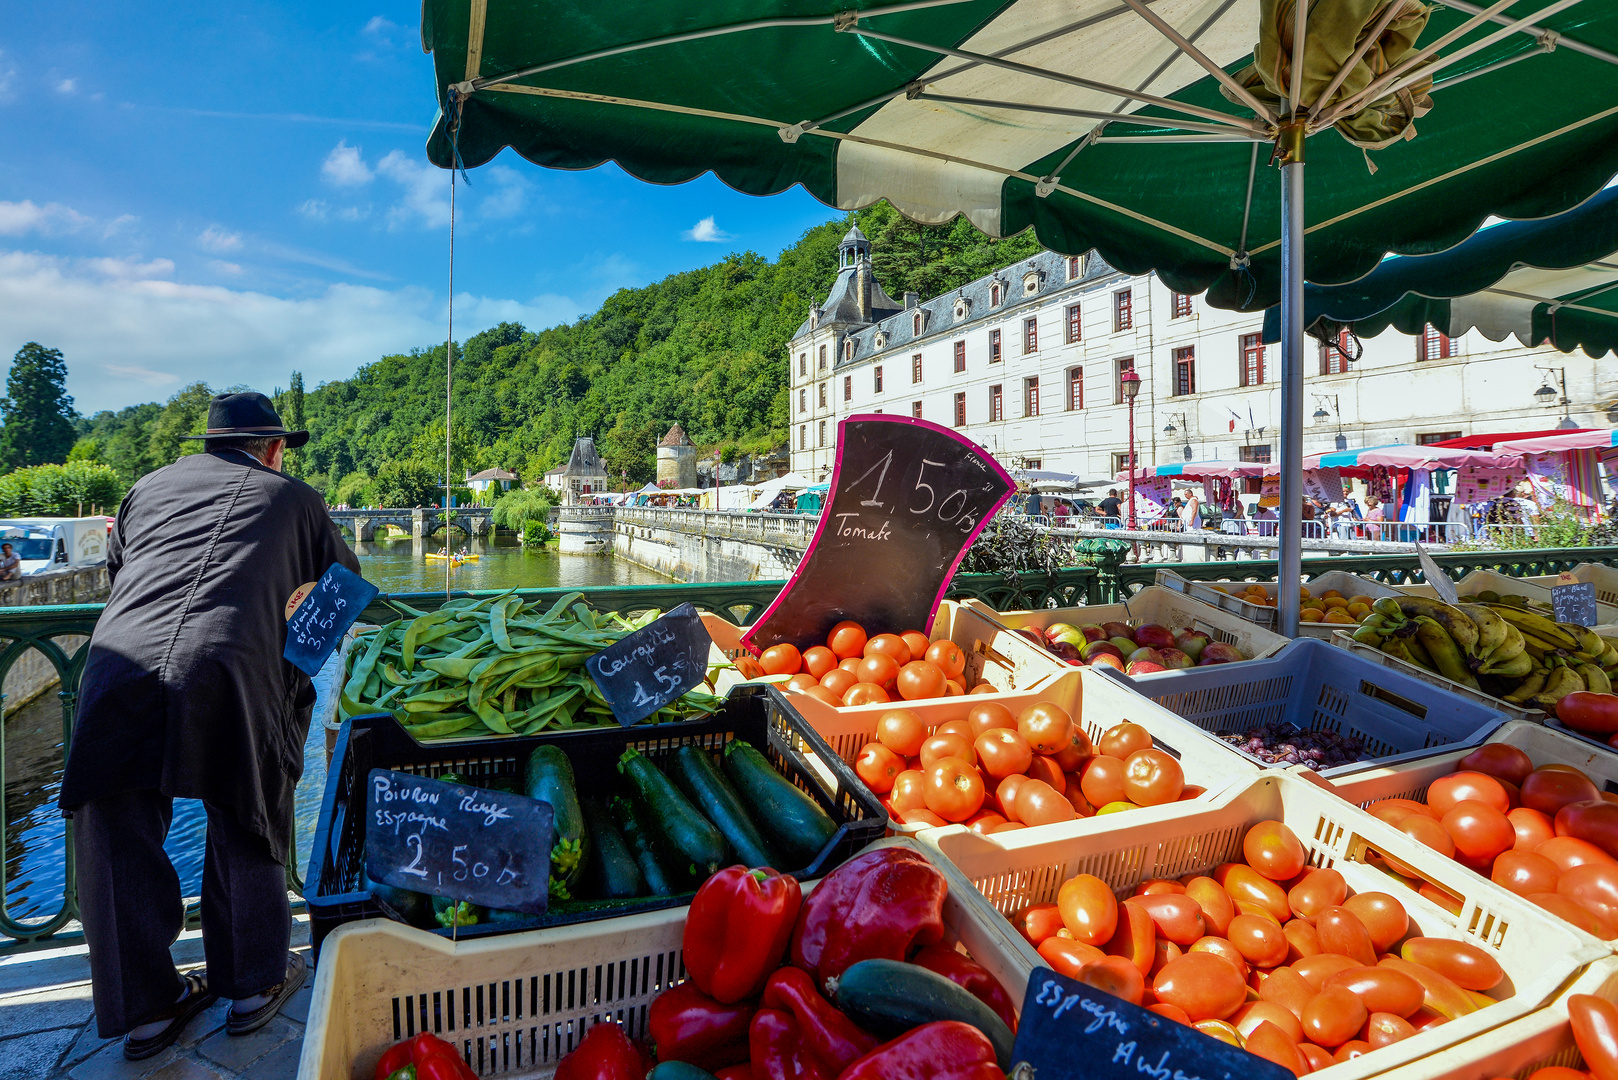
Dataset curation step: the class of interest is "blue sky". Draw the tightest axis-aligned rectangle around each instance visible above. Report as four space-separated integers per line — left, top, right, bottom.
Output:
0 1 840 415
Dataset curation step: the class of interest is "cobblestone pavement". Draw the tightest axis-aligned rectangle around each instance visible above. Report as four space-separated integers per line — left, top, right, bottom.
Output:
0 921 313 1080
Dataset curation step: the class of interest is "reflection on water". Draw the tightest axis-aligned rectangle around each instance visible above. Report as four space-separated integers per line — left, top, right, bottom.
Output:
3 536 671 924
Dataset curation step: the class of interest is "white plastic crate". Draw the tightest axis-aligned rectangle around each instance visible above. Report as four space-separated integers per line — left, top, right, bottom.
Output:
975 585 1288 664
1157 568 1402 639
1400 568 1618 625
1573 563 1618 608
921 770 1610 1080
297 836 1030 1080
1328 628 1547 724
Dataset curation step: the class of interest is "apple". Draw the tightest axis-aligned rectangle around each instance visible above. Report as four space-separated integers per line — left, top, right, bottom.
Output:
1045 622 1081 643
1109 636 1139 657
1127 646 1165 667
1017 627 1044 645
1197 642 1247 665
1132 623 1177 650
1048 641 1083 665
1101 621 1134 642
1157 648 1194 670
1174 630 1210 662
1082 640 1125 663
1088 653 1126 672
1049 627 1087 650
1125 659 1168 676
1079 624 1107 643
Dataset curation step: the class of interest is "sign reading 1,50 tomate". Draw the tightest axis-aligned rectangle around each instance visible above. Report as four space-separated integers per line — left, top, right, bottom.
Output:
744 415 1014 652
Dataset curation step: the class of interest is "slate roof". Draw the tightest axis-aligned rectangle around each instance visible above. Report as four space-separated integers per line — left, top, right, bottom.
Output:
658 423 692 447
465 467 518 482
564 437 606 475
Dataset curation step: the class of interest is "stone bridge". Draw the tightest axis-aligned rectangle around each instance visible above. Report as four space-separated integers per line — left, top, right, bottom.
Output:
328 507 493 541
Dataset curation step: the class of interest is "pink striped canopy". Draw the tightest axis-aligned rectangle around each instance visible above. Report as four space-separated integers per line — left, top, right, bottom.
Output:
1492 430 1618 455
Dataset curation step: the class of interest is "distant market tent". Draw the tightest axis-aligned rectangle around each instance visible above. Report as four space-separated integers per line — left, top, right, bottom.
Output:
1493 429 1618 453
1117 460 1268 480
1301 444 1523 471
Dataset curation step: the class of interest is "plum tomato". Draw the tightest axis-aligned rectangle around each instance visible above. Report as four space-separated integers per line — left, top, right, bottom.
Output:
965 701 1017 737
1185 877 1236 937
1077 956 1147 1005
1258 966 1315 1019
1560 692 1618 736
1400 938 1504 991
1324 966 1425 1018
1122 748 1184 807
1106 900 1158 976
1492 849 1561 897
919 732 975 769
1299 1044 1337 1072
1364 1012 1418 1048
1136 878 1188 896
1037 936 1106 978
1557 801 1618 861
1016 779 1077 827
895 661 948 701
1243 820 1307 881
759 643 802 676
1023 752 1067 794
856 653 901 691
1079 755 1129 809
1019 701 1075 755
1427 770 1510 815
1315 907 1377 966
1244 1020 1309 1075
1528 892 1618 938
1018 902 1065 945
922 757 985 823
1149 1002 1194 1025
1192 1019 1244 1046
895 807 947 828
1397 813 1458 858
1294 953 1361 991
733 654 765 680
995 774 1027 820
820 668 858 700
1367 798 1439 826
785 673 820 693
898 631 931 664
1302 986 1369 1047
1459 743 1535 786
1189 936 1249 978
855 742 904 794
1332 1041 1374 1064
1511 806 1558 850
1151 938 1184 978
1057 873 1118 946
1342 893 1409 952
1131 894 1206 947
1442 800 1517 868
888 770 928 814
1558 862 1618 916
1282 920 1320 962
802 645 838 680
1228 914 1289 968
1538 836 1618 873
1100 722 1154 759
863 633 912 666
826 620 867 660
975 728 1033 781
842 682 890 707
1216 864 1292 923
875 708 927 757
1522 768 1602 817
1567 992 1618 1080
923 639 967 681
966 810 1007 834
1152 953 1248 1021
1288 868 1347 919
1233 1001 1305 1043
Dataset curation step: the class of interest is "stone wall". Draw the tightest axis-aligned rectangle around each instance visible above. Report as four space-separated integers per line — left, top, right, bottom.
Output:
611 510 805 582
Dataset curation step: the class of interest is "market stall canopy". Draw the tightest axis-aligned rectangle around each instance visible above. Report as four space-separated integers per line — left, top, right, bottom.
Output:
421 0 1618 311
746 471 818 510
1260 185 1618 354
1302 443 1521 470
1117 460 1268 480
1493 429 1618 454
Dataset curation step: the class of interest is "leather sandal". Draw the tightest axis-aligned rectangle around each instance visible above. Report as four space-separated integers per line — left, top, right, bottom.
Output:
123 970 216 1061
226 951 307 1036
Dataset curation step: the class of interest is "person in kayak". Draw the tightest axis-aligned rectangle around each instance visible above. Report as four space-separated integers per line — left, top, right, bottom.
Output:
59 392 361 1060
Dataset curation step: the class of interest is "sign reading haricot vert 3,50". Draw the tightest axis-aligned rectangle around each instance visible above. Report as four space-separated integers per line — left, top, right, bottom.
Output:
743 415 1014 653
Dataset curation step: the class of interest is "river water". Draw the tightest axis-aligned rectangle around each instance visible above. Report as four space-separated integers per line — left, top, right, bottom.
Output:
2 536 672 926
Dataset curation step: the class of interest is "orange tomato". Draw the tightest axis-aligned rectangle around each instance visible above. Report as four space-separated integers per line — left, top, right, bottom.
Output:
1233 1000 1304 1043
995 774 1027 820
920 732 975 768
1023 752 1066 793
1152 953 1247 1021
864 633 912 666
1428 771 1510 815
895 807 947 828
923 757 985 822
1302 986 1368 1047
1057 873 1118 945
1511 806 1558 850
1567 992 1618 1080
1019 701 1075 755
1364 1012 1417 1048
967 683 998 695
759 643 802 676
1185 877 1236 937
1442 800 1516 868
841 682 889 707
802 685 842 708
855 742 904 794
1244 820 1307 881
1398 813 1457 859
801 645 838 680
895 660 948 701
1245 1020 1308 1075
1324 966 1425 1018
888 770 927 813
826 621 867 660
1216 864 1292 923
1341 892 1409 952
1037 937 1107 978
1016 779 1076 827
1077 956 1146 1005
1050 727 1097 772
966 810 1007 834
1282 919 1320 963
1106 900 1159 976
1492 849 1561 897
820 668 858 699
935 719 975 742
1132 894 1207 947
1100 721 1154 759
875 708 926 757
1228 914 1289 968
1018 902 1065 945
924 639 967 680
856 653 900 691
974 728 1032 781
1529 892 1618 938
1079 755 1128 809
1294 953 1361 991
1315 907 1377 966
899 630 931 663
1539 836 1618 873
785 673 820 693
966 701 1017 736
1288 868 1347 919
1400 938 1504 991
1258 966 1315 1019
734 655 765 679
1122 748 1184 807
943 680 965 696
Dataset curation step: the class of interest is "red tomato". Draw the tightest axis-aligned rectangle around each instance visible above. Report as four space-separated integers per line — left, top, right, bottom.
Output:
1123 749 1184 807
1299 1043 1336 1072
826 621 867 660
1400 937 1504 991
1342 893 1409 952
1511 806 1558 850
1460 743 1535 786
1367 798 1439 825
1529 892 1618 938
759 643 802 676
1016 779 1077 827
919 732 975 768
1057 874 1118 946
1106 900 1159 976
841 682 889 707
1561 693 1618 735
1288 868 1347 919
855 742 904 794
888 770 928 813
898 631 931 664
1315 907 1376 966
965 701 1016 736
995 774 1027 821
1539 836 1618 873
1064 779 1096 818
1189 936 1250 979
1492 849 1561 897
1324 966 1425 1018
1100 722 1154 759
863 633 912 666
895 660 947 701
1364 1012 1418 1048
923 757 985 822
1018 902 1065 945
1244 1020 1308 1075
1228 914 1289 968
1185 877 1236 937
1258 966 1315 1019
875 709 926 757
1037 937 1107 978
801 645 838 681
1332 1041 1373 1064
1527 1069 1596 1080
1233 1001 1305 1043
923 639 967 680
1244 820 1307 881
820 668 858 699
1051 727 1097 772
1149 1003 1193 1025
785 673 820 693
1152 953 1247 1021
966 810 1007 834
1522 768 1602 817
1568 992 1618 1080
1079 755 1128 809
1216 864 1292 923
1023 751 1067 794
1398 813 1458 858
802 685 843 708
1442 799 1517 868
895 807 947 828
1294 953 1361 991
1019 702 1075 755
1131 894 1207 947
1301 986 1368 1048
935 719 975 742
1077 956 1146 1005
1135 879 1187 896
855 653 900 691
1428 771 1510 815
1282 919 1320 963
1558 801 1618 861
1558 862 1618 918
974 728 1033 781
837 657 862 675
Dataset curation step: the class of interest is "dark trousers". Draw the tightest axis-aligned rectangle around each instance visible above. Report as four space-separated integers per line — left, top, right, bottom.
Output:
74 790 291 1037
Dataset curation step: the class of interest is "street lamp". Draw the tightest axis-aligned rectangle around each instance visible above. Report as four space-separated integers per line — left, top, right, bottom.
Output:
1313 393 1349 451
1535 366 1577 428
1121 369 1142 529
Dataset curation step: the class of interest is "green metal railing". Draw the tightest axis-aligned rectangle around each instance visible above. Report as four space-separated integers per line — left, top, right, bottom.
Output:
4 549 1614 956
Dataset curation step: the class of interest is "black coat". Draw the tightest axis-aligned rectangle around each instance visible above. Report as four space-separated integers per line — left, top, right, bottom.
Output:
60 450 361 862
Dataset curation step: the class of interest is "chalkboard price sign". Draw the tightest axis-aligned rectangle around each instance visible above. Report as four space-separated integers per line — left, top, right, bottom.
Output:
364 768 554 915
284 563 378 677
586 602 713 727
743 415 1014 652
1554 581 1599 628
1009 970 1292 1080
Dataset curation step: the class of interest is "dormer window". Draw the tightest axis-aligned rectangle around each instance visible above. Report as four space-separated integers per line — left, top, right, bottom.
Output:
913 311 923 336
844 338 855 361
1067 256 1081 281
874 331 887 349
953 297 970 321
1023 270 1043 296
990 282 1003 306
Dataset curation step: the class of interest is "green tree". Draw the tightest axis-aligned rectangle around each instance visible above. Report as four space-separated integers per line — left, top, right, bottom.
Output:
283 371 306 479
0 343 78 469
0 461 123 516
146 382 214 467
372 459 440 506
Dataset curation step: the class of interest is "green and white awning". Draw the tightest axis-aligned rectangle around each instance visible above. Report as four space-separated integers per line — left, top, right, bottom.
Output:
1261 184 1618 355
423 0 1618 310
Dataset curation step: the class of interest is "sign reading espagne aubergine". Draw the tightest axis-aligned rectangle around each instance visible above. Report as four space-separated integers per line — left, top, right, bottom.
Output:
742 415 1014 653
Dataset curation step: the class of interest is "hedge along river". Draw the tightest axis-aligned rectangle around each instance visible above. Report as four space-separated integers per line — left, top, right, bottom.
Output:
2 534 674 925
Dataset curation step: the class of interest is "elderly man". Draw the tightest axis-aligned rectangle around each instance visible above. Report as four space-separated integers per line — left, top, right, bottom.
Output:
60 392 361 1059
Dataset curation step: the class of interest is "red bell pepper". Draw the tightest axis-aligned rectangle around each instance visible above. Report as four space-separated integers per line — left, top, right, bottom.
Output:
835 1021 1001 1080
716 1066 754 1080
369 1033 474 1080
909 943 1019 1032
555 1022 651 1080
685 866 803 1004
759 967 877 1074
790 847 946 993
650 981 757 1070
750 1008 835 1080
374 1041 415 1080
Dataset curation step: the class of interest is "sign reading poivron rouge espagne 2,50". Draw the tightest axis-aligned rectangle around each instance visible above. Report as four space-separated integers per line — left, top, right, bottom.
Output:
742 415 1014 653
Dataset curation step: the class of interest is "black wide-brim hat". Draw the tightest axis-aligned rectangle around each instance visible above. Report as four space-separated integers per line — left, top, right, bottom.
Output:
179 391 309 449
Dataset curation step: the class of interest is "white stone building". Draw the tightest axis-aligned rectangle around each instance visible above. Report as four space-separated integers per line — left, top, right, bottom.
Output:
788 227 1616 484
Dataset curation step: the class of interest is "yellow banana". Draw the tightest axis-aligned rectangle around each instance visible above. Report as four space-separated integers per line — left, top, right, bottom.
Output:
1578 663 1613 695
1567 623 1606 657
1459 604 1509 661
1490 622 1526 663
1503 669 1549 703
1405 630 1437 671
1394 597 1480 654
1481 650 1535 678
1484 604 1581 651
1414 617 1482 689
1534 665 1586 705
1600 641 1618 670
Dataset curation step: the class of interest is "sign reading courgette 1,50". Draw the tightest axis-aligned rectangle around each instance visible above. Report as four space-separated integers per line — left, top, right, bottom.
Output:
743 415 1014 652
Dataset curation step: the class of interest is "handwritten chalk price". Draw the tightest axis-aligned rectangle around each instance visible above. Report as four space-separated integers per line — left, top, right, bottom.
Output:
283 562 377 676
586 603 713 727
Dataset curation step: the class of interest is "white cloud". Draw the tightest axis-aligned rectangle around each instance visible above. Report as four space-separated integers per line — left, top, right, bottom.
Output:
364 15 401 35
322 141 374 187
682 216 733 243
377 150 451 228
480 166 528 220
198 226 242 253
0 200 92 236
85 256 175 279
100 362 180 388
296 199 330 221
55 77 76 94
0 52 16 101
208 260 243 276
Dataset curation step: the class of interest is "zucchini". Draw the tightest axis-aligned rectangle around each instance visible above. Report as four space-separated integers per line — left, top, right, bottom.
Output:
831 959 1015 1069
610 794 681 896
647 1064 718 1080
582 797 646 898
618 748 728 876
721 740 837 866
667 745 780 870
524 745 588 900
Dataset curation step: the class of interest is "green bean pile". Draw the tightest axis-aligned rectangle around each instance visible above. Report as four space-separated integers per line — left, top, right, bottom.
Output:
337 590 726 739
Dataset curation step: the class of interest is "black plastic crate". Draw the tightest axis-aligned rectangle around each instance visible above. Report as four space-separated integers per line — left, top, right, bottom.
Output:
306 687 885 960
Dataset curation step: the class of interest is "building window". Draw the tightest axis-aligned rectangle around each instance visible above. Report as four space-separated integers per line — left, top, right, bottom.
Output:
1114 289 1133 331
989 384 1003 422
1172 292 1193 318
1065 304 1082 344
844 338 855 361
953 340 966 372
1023 317 1038 354
1173 346 1195 396
1024 376 1040 417
991 282 1003 306
1419 324 1453 361
913 311 923 336
818 344 826 370
1115 357 1135 404
1320 330 1353 375
798 388 807 414
818 421 826 447
798 352 807 376
1067 255 1081 281
1112 452 1132 476
799 425 806 450
1067 367 1083 410
874 365 883 393
1417 431 1463 445
818 382 827 408
1239 444 1272 464
912 353 922 383
954 392 966 427
1024 458 1042 470
843 375 852 402
911 400 923 418
989 329 1001 363
1239 333 1265 387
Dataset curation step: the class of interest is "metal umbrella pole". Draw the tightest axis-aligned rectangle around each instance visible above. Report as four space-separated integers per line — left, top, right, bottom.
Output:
1276 121 1305 638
